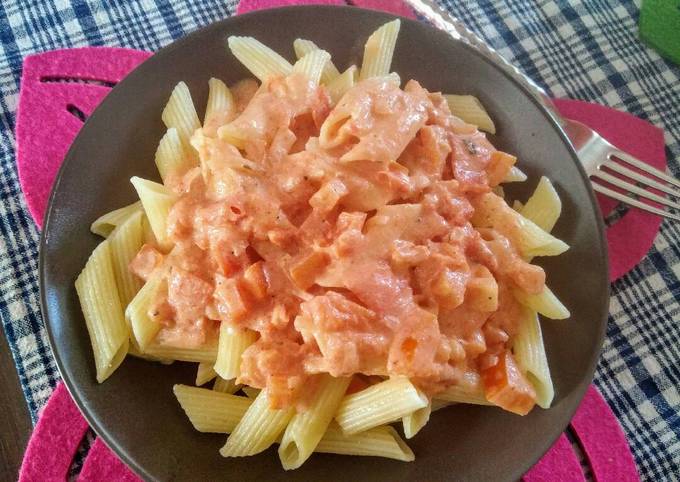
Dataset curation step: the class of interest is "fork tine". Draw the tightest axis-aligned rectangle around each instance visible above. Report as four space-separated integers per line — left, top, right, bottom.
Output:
612 150 680 190
602 160 680 198
593 171 680 210
592 183 680 222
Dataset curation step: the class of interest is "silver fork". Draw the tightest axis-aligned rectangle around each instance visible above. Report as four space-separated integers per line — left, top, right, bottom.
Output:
404 0 680 222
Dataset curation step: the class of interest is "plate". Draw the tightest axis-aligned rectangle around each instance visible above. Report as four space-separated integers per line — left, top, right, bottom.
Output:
40 6 609 481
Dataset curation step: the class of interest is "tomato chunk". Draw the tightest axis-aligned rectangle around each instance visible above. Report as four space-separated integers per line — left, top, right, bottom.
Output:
482 350 536 415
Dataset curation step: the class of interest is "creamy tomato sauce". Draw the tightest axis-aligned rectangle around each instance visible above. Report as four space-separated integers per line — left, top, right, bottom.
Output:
131 73 543 414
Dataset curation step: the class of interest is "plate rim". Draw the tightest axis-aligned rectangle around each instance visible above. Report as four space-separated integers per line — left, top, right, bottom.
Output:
39 5 610 481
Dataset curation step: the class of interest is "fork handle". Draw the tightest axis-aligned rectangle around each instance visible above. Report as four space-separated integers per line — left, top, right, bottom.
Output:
403 0 565 125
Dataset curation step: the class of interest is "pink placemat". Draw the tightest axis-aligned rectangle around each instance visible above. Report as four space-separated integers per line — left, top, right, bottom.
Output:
15 0 654 480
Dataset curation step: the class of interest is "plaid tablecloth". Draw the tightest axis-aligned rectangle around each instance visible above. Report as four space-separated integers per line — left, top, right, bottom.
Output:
0 1 678 480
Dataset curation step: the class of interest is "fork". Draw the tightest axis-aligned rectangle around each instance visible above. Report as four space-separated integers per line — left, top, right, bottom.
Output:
404 0 680 222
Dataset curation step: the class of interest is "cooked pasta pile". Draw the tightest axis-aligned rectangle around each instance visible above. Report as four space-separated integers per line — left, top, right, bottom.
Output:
76 19 570 470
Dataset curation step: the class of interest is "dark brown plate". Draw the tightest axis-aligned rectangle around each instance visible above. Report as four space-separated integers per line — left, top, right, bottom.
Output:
40 6 609 481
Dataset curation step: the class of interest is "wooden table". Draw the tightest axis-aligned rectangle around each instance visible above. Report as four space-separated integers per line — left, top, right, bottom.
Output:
0 332 32 481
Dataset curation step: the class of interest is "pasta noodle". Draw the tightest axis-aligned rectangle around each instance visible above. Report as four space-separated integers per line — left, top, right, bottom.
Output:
220 389 295 457
128 341 173 364
214 324 258 380
402 403 431 439
359 19 400 80
125 268 164 350
161 81 201 146
315 422 414 462
143 342 218 363
174 384 252 433
155 128 195 182
130 176 177 251
472 192 569 258
513 310 554 408
90 201 142 238
213 376 241 394
279 375 351 469
75 241 129 383
326 65 357 104
513 285 571 320
504 165 528 183
204 77 235 127
435 383 492 406
293 49 331 86
227 36 293 82
520 176 562 233
335 377 428 435
108 210 144 307
430 399 453 412
196 362 217 386
444 94 497 134
293 38 340 83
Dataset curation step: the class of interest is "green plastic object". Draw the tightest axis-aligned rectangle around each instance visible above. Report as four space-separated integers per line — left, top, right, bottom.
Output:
639 0 680 65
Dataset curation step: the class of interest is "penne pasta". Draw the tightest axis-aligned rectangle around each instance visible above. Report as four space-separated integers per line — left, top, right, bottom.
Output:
435 375 491 406
402 403 431 439
293 49 331 86
213 376 241 394
75 241 129 383
130 176 177 251
444 94 497 134
513 285 571 320
503 166 528 183
430 399 453 412
359 19 401 81
128 340 173 364
220 389 295 457
326 65 358 105
227 36 293 83
161 81 201 146
335 377 428 435
196 362 217 386
90 201 142 238
125 268 164 350
108 210 144 307
513 310 554 408
204 77 235 128
520 176 562 233
316 422 414 462
174 384 252 433
214 324 258 380
143 342 218 363
293 38 340 83
141 214 157 246
279 375 351 470
472 193 568 258
155 128 195 183
515 214 569 258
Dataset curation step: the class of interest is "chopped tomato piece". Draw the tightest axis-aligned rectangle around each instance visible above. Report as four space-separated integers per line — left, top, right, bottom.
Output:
482 350 536 415
486 151 517 187
289 251 330 290
213 276 249 323
129 244 163 281
241 261 269 300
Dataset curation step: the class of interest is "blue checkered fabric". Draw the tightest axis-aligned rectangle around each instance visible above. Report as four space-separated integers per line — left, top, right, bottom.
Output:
0 1 678 480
